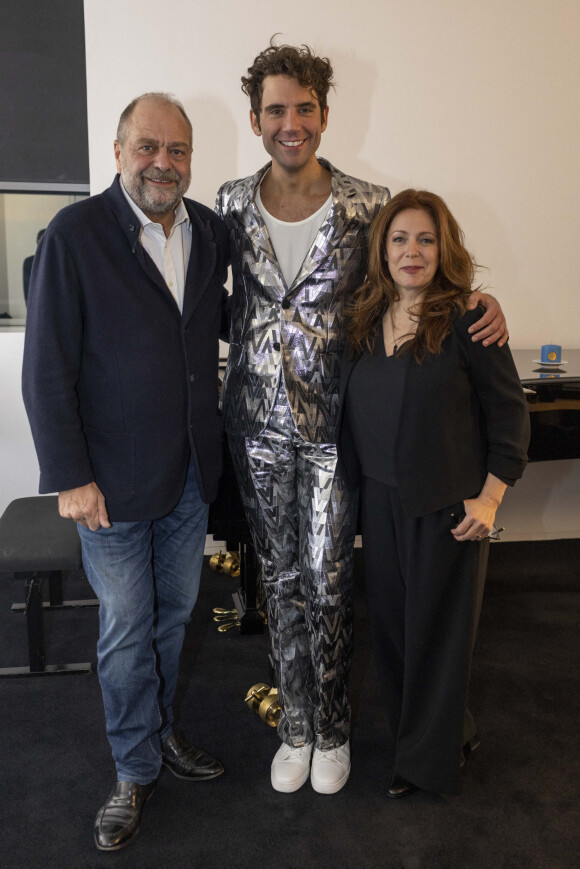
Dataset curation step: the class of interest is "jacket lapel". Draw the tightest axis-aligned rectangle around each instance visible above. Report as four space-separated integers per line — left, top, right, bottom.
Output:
105 175 181 313
243 166 278 262
338 349 359 410
288 159 357 294
239 165 287 299
133 243 176 302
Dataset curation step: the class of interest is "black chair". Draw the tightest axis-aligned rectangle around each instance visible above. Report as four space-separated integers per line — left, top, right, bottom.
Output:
0 496 98 676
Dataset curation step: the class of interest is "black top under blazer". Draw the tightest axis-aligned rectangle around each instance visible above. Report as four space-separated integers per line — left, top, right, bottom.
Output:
338 307 530 518
22 176 230 521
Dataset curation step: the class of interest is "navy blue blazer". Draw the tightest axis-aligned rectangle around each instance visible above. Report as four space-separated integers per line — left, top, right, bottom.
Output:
338 307 530 517
22 176 230 521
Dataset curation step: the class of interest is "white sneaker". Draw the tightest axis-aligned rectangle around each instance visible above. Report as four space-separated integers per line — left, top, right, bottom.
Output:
310 740 351 794
271 742 314 793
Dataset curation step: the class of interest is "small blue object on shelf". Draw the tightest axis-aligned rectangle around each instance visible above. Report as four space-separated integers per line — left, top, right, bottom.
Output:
541 344 562 364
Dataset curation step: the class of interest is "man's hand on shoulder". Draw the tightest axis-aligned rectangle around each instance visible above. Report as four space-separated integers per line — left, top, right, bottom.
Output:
467 291 509 347
59 482 111 531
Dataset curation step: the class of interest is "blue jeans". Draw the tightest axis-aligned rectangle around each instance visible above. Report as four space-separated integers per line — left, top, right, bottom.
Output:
78 461 209 783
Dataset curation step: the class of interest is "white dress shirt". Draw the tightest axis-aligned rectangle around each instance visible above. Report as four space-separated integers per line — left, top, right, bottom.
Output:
121 181 192 312
256 183 331 289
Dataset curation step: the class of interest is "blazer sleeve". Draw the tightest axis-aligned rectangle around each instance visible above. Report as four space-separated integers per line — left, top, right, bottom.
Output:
457 308 530 485
22 224 95 494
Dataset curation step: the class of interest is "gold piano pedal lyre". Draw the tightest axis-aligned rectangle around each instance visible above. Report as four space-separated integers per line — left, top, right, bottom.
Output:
212 606 240 632
217 619 241 632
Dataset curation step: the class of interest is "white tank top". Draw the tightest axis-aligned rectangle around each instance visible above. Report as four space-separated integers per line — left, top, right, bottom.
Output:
256 183 332 288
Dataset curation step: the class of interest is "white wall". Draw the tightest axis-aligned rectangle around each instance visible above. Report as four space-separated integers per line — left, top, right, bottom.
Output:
1 0 579 538
84 0 580 349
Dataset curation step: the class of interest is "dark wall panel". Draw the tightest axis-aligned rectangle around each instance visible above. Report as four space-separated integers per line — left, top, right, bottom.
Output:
0 0 89 190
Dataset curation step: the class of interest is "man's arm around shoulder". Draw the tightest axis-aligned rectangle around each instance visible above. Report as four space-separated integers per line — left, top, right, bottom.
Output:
467 292 509 347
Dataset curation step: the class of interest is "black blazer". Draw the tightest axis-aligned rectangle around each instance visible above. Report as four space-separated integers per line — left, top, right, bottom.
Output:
338 308 530 517
22 176 230 521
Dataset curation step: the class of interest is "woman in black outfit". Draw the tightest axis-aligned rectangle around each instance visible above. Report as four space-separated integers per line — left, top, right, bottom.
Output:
338 189 530 797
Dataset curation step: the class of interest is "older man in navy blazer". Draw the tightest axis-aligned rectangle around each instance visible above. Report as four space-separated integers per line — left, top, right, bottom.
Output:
22 93 229 852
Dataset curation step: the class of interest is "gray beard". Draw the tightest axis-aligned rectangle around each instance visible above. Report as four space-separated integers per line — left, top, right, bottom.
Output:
121 168 190 218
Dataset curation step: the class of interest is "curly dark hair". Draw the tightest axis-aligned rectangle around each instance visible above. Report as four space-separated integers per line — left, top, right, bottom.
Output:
241 36 334 122
347 189 482 360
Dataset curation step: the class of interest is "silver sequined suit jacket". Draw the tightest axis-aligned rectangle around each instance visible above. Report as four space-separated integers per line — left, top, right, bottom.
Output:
216 158 390 444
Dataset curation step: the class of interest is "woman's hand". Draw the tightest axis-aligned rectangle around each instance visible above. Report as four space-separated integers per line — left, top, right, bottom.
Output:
467 292 509 347
451 474 507 542
451 496 498 542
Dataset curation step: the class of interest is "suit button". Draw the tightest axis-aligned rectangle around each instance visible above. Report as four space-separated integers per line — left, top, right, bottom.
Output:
273 342 280 351
282 299 290 309
190 374 195 382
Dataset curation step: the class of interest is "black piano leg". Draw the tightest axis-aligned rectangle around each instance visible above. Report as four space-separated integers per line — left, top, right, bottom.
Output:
233 543 264 635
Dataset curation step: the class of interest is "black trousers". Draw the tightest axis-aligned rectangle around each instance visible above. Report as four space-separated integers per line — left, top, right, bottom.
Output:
360 476 489 794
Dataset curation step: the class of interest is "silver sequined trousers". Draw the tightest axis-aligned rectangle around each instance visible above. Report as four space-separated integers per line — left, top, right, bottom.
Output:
229 380 358 750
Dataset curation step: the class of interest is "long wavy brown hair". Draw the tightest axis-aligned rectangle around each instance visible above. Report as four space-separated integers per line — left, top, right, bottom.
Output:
347 189 481 360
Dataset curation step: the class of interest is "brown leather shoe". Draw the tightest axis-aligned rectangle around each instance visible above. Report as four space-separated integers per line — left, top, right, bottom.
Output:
94 780 156 851
162 731 224 780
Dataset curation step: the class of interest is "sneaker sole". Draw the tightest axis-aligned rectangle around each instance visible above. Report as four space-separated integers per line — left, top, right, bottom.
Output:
310 768 350 794
271 767 311 793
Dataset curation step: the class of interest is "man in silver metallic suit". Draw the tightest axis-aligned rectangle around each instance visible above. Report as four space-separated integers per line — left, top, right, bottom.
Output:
215 41 507 795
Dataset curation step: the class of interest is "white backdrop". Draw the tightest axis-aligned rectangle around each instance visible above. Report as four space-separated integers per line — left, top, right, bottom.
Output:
85 0 580 349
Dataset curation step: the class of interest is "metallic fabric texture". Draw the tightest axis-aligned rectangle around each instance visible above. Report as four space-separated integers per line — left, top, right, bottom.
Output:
228 382 358 749
216 159 390 444
216 159 390 748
